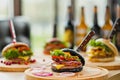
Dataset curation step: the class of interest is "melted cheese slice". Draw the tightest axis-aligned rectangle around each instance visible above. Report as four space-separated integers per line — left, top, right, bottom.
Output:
53 64 64 69
18 56 29 61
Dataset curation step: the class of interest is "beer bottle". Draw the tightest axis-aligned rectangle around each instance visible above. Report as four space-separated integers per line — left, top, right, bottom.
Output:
102 6 113 39
75 7 88 46
91 6 102 39
63 6 74 49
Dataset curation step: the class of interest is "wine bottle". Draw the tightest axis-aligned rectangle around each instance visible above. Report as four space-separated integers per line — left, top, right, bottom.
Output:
102 6 113 39
109 18 120 52
108 0 117 23
75 7 88 47
53 0 58 38
63 6 74 49
91 6 102 39
116 4 120 18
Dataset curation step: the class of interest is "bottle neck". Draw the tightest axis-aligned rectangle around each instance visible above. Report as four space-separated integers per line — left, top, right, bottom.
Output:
66 14 74 30
67 6 74 26
80 8 85 24
105 7 111 24
93 12 98 26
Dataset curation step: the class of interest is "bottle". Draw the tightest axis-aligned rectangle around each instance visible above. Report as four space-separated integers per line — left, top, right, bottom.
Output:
91 6 102 39
109 18 120 52
52 0 58 38
63 6 74 49
75 7 88 47
116 4 120 19
53 20 57 38
107 0 117 23
102 6 113 39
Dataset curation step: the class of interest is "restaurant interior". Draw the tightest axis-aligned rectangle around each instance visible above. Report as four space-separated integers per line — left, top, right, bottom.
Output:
0 0 120 80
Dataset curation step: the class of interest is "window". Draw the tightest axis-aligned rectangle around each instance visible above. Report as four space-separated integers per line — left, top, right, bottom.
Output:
22 0 55 52
0 0 13 18
22 0 107 53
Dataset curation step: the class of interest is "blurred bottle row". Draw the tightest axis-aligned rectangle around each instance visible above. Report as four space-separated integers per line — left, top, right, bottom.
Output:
63 5 120 52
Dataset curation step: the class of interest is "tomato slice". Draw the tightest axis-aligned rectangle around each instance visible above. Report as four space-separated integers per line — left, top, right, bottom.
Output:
52 55 65 61
59 55 65 60
52 56 58 59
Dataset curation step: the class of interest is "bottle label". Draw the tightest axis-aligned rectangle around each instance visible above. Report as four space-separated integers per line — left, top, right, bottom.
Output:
76 35 86 46
76 29 87 34
103 30 111 38
64 29 74 43
76 29 87 46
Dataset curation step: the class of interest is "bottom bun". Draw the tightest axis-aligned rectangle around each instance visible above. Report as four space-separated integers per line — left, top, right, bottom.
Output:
89 57 115 62
51 65 83 72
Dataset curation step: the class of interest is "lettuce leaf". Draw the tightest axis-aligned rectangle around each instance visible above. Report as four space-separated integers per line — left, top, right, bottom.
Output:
4 49 33 59
20 50 33 56
50 50 64 56
4 49 19 59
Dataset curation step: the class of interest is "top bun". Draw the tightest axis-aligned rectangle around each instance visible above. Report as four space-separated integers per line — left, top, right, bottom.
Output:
2 42 29 56
96 38 118 56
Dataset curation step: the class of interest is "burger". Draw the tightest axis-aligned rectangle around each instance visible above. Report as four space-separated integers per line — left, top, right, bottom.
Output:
50 49 85 72
86 38 118 62
43 38 67 55
1 42 35 65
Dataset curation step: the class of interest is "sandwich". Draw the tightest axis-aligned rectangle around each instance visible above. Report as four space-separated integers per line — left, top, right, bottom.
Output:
50 49 85 72
86 38 118 62
43 38 67 55
1 42 35 65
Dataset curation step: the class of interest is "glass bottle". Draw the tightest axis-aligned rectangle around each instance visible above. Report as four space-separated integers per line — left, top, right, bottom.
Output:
75 7 88 46
91 6 102 39
63 6 74 49
102 6 113 39
109 18 120 52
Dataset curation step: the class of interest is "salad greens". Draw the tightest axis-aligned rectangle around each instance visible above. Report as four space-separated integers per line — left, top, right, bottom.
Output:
20 50 33 56
4 49 19 59
50 50 64 56
50 49 80 61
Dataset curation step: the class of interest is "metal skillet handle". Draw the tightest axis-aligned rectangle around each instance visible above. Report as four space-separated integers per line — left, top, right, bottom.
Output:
76 30 95 52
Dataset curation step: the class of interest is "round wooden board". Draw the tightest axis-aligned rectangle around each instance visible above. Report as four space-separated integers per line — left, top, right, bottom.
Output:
0 58 36 72
85 56 120 70
25 66 109 80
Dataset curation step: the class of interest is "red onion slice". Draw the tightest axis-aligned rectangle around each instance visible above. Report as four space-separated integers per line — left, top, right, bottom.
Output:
33 72 53 77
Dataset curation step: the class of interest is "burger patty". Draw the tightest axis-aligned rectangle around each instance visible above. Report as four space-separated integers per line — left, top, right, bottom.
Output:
52 61 82 69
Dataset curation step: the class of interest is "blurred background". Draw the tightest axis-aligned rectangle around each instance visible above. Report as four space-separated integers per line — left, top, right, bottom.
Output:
0 0 120 54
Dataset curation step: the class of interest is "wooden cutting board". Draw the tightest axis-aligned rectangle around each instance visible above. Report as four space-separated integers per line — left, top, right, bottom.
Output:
85 56 120 70
25 66 109 80
0 58 37 72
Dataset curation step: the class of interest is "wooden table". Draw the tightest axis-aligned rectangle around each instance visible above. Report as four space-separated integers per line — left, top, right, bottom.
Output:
0 54 119 80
